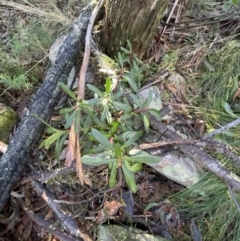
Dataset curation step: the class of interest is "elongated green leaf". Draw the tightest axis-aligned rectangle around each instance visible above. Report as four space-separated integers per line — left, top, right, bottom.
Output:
146 90 153 107
124 160 142 173
87 98 101 106
149 109 162 120
74 110 81 133
58 82 78 101
114 143 122 159
143 114 150 133
144 203 159 211
107 111 113 124
113 101 131 111
91 114 104 127
120 113 132 121
115 131 138 142
122 131 143 148
87 84 104 97
134 56 143 65
65 111 77 129
59 107 75 115
82 155 116 166
91 144 105 153
83 115 92 133
55 132 68 161
46 126 58 134
110 121 119 135
92 128 114 151
128 148 143 156
113 90 124 100
105 77 112 94
40 130 66 149
125 155 160 163
120 47 130 54
101 104 109 121
122 160 137 193
122 75 139 93
129 93 141 107
118 52 123 67
33 114 56 131
223 101 238 117
109 161 118 188
126 40 132 51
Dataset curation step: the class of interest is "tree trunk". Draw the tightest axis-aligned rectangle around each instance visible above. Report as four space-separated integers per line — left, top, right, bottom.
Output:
100 0 169 59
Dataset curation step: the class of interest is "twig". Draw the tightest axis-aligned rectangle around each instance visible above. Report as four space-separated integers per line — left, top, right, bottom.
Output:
203 117 240 139
195 139 240 165
17 199 82 241
225 181 240 213
139 138 240 165
160 0 180 39
32 179 93 241
22 166 76 184
139 139 195 149
139 70 169 91
78 0 105 99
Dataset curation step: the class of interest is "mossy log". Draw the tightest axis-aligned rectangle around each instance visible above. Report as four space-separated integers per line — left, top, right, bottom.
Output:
0 104 17 143
100 0 169 58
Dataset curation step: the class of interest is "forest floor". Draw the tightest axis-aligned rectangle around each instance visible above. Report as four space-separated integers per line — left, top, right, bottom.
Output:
1 1 240 241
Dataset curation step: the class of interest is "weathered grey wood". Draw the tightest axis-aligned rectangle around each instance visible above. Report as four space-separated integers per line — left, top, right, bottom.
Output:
0 3 94 212
100 0 169 58
149 114 240 193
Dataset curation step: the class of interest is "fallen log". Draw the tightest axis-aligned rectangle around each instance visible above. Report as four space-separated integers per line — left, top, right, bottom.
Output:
0 3 94 212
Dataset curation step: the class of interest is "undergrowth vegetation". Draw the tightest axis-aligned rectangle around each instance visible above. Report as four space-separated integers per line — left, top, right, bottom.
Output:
0 0 89 100
1 0 240 240
166 2 240 240
40 42 162 192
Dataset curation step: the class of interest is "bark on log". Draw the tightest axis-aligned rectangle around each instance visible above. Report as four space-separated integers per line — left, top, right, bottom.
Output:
100 0 169 58
0 3 94 212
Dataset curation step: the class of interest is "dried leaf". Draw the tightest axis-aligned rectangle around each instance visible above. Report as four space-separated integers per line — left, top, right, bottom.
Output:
65 125 76 167
76 136 92 186
233 88 240 101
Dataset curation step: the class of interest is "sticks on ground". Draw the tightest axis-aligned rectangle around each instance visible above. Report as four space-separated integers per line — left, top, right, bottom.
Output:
18 198 83 241
32 179 93 241
149 114 240 192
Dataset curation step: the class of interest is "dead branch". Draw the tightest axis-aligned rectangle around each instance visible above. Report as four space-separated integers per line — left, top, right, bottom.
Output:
17 199 82 241
22 166 76 184
149 114 240 192
32 179 93 241
139 138 240 165
195 139 240 165
78 0 105 99
203 117 240 139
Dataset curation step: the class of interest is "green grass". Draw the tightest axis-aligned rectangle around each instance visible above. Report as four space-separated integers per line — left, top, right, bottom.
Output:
0 0 78 97
169 32 240 241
